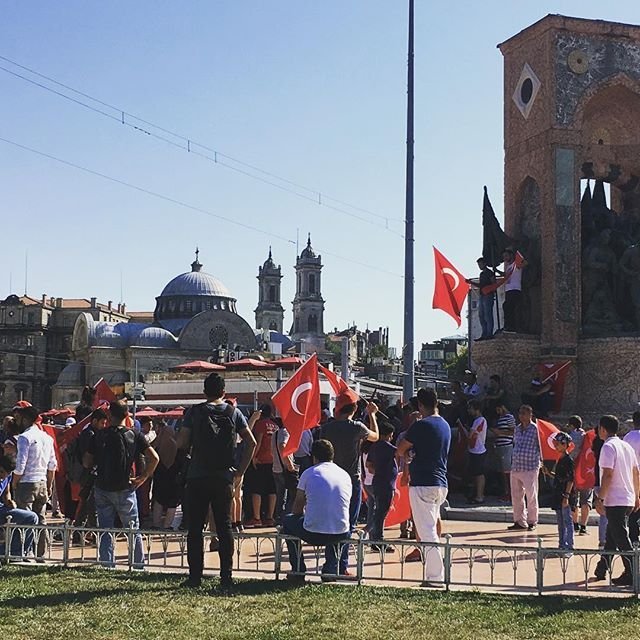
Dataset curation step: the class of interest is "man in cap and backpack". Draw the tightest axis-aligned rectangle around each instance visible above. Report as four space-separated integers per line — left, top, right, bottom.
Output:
84 400 159 568
177 373 256 591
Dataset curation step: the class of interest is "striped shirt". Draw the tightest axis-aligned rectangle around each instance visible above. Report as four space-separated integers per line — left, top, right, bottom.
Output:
511 422 540 472
495 413 516 447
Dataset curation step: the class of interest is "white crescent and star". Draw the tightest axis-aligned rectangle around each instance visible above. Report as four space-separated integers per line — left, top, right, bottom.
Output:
442 267 460 291
291 382 312 415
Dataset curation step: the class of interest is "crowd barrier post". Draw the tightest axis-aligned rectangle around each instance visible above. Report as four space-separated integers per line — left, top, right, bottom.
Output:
356 536 365 586
443 534 452 592
62 520 71 567
4 516 12 562
536 537 544 596
274 530 282 580
127 522 135 571
633 547 639 596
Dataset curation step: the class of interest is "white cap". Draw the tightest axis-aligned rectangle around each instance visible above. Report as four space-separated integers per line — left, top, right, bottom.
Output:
65 417 77 427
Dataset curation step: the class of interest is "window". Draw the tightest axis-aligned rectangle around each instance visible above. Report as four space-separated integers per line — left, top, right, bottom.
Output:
185 300 193 314
308 314 318 333
269 321 278 331
309 274 316 294
27 312 34 325
18 356 26 374
268 285 276 303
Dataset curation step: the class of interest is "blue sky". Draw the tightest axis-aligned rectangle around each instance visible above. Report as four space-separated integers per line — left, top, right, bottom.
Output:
1 1 638 351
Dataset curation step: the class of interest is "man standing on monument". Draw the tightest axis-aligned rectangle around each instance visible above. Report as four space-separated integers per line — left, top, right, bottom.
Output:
467 257 496 340
501 248 525 333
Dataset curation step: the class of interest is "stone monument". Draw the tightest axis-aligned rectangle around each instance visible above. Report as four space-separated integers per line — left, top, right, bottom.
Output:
473 14 640 415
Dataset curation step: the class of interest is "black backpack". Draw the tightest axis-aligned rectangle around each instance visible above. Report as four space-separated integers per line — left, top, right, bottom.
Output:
188 402 236 473
63 436 85 484
96 426 137 491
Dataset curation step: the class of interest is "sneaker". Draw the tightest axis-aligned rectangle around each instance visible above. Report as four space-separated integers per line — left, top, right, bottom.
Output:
573 522 580 533
180 577 201 589
527 524 537 531
579 525 587 535
209 537 219 552
612 573 633 586
286 573 306 586
320 573 338 583
217 577 234 594
245 518 262 528
370 544 396 553
399 530 409 539
404 548 423 563
262 519 276 527
507 523 527 531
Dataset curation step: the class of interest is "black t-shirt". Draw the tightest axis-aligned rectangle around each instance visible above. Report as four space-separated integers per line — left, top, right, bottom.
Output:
551 454 576 510
89 426 149 491
368 440 398 491
320 419 369 480
479 267 495 291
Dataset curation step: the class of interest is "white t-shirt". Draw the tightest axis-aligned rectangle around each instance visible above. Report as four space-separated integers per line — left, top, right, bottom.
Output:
297 461 352 535
362 451 374 485
504 261 522 292
599 437 638 507
623 429 640 466
468 416 487 455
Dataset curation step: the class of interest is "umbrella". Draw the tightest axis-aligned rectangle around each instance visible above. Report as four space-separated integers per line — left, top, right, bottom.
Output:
171 360 226 373
224 358 275 370
162 406 186 419
272 356 303 367
135 408 161 418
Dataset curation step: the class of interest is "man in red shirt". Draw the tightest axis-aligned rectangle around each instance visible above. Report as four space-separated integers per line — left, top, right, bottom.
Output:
245 405 277 527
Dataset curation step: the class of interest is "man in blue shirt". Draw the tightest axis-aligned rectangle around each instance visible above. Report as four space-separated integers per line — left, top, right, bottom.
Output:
0 455 38 558
397 387 451 585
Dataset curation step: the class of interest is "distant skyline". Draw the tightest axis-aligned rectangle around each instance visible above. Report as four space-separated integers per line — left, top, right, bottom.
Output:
1 2 638 351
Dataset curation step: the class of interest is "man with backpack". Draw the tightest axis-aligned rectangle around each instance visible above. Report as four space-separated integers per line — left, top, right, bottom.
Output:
177 373 256 592
84 400 158 568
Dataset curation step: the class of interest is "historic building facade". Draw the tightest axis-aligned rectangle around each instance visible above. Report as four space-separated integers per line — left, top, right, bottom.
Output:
254 248 284 334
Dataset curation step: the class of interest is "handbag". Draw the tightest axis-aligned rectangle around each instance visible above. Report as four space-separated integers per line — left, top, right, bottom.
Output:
275 428 299 492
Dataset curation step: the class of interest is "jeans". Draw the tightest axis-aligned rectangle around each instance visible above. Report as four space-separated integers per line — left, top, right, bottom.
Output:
0 508 38 556
14 480 49 557
556 506 574 550
595 505 633 577
503 289 521 332
94 486 145 568
628 509 640 544
364 484 376 534
328 476 361 574
185 475 234 581
478 294 495 338
370 484 394 543
273 473 295 524
283 513 347 574
409 485 448 582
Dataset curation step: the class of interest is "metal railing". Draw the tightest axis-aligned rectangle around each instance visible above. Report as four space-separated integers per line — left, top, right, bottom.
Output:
2 519 638 596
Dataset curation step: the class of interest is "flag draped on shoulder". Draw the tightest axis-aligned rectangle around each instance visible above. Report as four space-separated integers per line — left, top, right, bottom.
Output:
538 361 571 412
574 429 597 490
432 247 470 327
537 419 574 461
272 354 321 456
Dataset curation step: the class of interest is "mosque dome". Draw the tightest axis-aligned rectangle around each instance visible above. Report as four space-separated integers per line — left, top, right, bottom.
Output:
133 326 178 348
154 250 238 333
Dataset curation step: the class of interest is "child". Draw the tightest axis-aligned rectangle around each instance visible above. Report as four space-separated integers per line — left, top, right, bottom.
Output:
548 432 576 554
465 400 487 504
366 422 398 552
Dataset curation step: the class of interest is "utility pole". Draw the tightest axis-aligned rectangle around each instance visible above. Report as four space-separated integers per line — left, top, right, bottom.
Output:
402 0 415 402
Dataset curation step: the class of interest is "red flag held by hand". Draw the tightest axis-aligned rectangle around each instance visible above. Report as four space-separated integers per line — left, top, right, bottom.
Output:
537 419 574 461
272 354 321 456
432 247 470 327
575 429 597 490
384 475 412 527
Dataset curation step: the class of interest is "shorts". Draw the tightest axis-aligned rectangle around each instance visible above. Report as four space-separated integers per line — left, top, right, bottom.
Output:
468 452 487 477
494 445 513 473
573 489 593 509
245 463 276 495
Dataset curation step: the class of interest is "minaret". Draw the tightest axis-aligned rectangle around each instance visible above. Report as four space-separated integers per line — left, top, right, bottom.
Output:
291 234 325 347
255 247 284 333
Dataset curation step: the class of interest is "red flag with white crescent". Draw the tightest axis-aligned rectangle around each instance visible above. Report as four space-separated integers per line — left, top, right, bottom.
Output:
536 419 574 461
272 354 321 456
384 475 412 527
574 429 597 490
432 247 470 327
538 361 571 412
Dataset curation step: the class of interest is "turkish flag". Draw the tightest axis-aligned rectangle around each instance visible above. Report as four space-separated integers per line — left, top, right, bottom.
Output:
536 419 574 461
432 247 470 327
93 378 117 407
318 364 359 404
574 429 597 490
384 475 412 527
272 354 321 456
538 361 571 412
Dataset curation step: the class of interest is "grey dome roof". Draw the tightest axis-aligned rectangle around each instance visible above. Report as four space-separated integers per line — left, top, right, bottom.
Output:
161 270 233 298
133 326 178 348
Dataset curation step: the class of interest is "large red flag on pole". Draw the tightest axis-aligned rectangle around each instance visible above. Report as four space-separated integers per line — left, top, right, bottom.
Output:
272 354 321 456
318 363 359 405
432 247 470 327
537 419 574 461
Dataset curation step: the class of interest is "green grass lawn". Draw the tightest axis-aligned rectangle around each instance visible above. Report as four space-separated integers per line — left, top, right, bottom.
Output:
1 566 640 640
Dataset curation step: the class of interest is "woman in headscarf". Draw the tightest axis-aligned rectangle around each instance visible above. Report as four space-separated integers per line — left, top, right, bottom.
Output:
151 419 181 529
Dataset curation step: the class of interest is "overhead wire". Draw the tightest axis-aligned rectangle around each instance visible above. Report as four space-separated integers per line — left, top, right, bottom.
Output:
0 55 404 236
0 135 404 279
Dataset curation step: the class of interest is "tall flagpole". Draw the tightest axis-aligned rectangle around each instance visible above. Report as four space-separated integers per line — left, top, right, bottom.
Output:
402 0 415 402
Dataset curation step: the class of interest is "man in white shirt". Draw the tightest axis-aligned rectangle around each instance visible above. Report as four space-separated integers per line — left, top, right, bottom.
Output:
623 410 640 544
282 439 351 584
502 248 525 332
593 415 640 586
465 399 487 504
12 404 57 558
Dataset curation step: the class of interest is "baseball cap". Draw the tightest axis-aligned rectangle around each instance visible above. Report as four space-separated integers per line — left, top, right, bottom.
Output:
65 417 77 427
554 432 571 446
334 390 359 415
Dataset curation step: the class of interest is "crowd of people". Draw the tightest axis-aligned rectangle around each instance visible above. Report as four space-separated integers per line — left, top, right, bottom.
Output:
2 370 640 591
